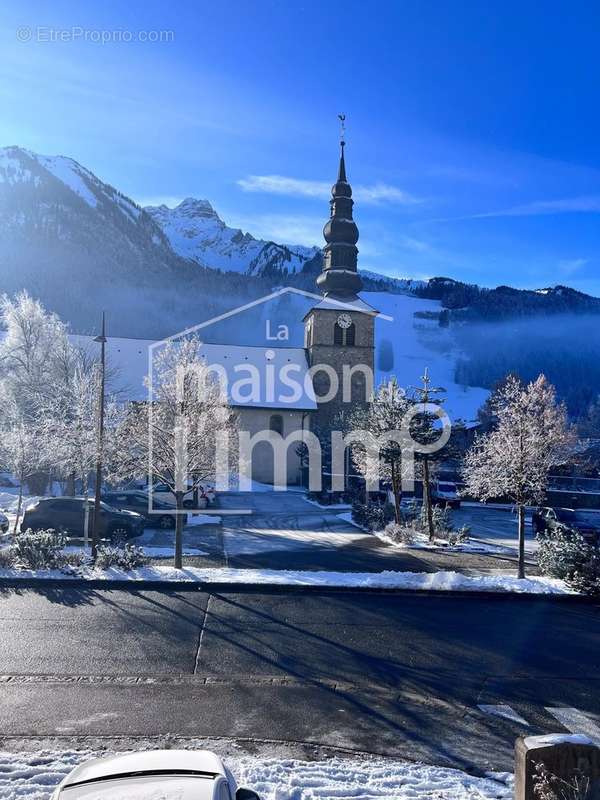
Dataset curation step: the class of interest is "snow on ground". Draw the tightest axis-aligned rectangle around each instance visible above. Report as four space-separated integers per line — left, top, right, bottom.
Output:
0 750 513 800
142 547 210 558
223 525 367 556
187 513 222 526
371 524 515 556
0 564 574 593
303 497 352 510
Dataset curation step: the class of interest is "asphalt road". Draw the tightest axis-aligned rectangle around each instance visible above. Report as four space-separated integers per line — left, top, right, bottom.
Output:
0 585 598 772
215 492 527 572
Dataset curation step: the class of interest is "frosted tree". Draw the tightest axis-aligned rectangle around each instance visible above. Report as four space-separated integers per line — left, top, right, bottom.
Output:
38 353 123 543
110 338 238 568
348 378 412 523
0 292 70 406
463 374 575 578
0 400 47 532
0 292 72 498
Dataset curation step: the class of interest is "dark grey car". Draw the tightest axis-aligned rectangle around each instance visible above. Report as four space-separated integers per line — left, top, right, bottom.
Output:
21 497 144 540
102 490 180 529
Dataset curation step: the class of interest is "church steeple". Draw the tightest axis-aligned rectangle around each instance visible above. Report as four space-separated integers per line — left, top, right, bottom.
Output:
316 118 363 298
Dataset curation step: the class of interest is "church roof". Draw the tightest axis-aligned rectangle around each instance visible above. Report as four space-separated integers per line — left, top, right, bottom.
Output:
71 335 317 411
302 292 379 320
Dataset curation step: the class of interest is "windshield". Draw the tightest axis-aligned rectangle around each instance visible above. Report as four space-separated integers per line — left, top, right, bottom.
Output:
99 501 119 513
555 509 576 523
438 484 456 492
62 773 215 799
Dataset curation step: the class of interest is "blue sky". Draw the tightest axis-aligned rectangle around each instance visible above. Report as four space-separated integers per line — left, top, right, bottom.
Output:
1 0 600 294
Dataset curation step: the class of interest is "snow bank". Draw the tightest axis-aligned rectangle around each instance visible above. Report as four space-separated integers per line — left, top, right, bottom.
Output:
0 750 513 800
0 565 574 593
524 733 594 748
187 513 222 526
303 497 352 510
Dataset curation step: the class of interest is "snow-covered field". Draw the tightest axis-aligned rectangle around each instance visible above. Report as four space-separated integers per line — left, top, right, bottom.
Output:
368 291 489 424
0 564 573 593
0 750 513 800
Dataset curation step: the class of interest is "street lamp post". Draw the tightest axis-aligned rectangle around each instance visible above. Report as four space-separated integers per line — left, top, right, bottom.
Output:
92 312 107 560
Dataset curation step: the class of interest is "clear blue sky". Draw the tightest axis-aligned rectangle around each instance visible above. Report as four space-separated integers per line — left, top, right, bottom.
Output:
2 0 600 294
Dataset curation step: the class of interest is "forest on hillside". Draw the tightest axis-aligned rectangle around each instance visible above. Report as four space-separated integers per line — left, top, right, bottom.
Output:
453 314 600 418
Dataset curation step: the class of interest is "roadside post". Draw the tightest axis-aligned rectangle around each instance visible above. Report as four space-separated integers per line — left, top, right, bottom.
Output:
515 734 600 800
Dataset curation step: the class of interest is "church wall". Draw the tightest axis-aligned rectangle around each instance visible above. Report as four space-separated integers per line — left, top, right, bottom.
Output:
235 406 309 486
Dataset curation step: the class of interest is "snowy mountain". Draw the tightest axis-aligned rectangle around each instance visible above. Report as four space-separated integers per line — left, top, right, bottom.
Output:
145 197 320 278
0 145 181 285
0 147 296 336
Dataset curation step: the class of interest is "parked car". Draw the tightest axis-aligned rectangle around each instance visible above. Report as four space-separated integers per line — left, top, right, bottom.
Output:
149 482 214 509
102 490 181 529
0 511 8 533
21 497 144 541
431 481 461 509
532 506 600 546
51 749 260 800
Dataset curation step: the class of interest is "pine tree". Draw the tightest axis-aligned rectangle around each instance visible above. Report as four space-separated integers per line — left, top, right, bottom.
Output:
408 369 448 542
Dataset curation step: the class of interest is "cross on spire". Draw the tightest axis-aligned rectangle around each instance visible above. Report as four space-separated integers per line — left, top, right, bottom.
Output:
338 112 346 146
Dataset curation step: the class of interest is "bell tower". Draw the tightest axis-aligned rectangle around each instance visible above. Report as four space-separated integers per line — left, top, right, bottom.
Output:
304 122 377 433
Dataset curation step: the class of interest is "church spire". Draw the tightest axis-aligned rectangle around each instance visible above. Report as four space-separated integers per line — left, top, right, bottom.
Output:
337 140 347 183
316 115 362 298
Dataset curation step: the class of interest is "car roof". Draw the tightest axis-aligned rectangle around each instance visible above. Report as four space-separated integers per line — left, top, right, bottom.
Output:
37 497 83 503
61 750 226 788
105 490 148 496
60 773 217 799
64 750 225 786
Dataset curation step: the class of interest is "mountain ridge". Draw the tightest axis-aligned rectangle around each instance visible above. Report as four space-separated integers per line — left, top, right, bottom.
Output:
1 145 599 339
145 197 321 279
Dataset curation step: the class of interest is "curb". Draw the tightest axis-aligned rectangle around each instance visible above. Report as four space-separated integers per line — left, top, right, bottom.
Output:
0 575 594 601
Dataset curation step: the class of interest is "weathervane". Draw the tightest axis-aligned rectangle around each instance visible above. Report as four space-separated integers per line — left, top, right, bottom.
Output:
338 113 346 146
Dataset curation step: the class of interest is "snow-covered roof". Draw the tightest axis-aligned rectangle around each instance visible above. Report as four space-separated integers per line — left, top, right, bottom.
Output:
72 335 317 411
304 293 379 318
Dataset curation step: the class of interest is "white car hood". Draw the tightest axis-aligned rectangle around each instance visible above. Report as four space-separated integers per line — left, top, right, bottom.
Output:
61 750 226 788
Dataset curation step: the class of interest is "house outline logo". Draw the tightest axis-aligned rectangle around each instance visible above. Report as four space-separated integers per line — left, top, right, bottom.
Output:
148 286 393 353
146 286 394 515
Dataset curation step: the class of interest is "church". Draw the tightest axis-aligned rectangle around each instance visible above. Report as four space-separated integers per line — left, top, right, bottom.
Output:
77 137 379 486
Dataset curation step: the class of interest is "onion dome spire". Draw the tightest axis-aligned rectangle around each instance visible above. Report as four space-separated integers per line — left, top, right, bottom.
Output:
316 115 362 298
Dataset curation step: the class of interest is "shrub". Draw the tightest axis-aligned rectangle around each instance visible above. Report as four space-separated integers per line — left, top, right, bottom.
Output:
383 522 415 545
95 542 148 570
0 547 16 568
352 501 394 531
13 528 66 570
448 526 471 546
421 505 453 536
537 528 600 596
537 527 590 580
61 551 89 568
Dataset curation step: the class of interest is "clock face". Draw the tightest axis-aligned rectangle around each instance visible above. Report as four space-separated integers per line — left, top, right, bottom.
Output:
337 313 352 329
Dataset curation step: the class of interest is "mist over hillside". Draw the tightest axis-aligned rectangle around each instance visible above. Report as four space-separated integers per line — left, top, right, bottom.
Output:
454 314 600 417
